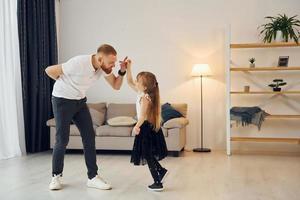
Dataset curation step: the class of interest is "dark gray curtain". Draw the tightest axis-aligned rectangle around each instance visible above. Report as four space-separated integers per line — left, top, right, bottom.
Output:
17 0 58 152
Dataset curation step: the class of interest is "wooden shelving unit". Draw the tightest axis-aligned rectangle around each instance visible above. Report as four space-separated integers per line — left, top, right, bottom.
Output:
231 66 300 71
231 42 300 49
266 115 300 119
230 91 300 95
225 34 300 155
231 137 300 144
230 115 300 126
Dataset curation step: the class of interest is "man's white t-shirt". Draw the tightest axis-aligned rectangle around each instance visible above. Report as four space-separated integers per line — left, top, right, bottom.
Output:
52 55 112 100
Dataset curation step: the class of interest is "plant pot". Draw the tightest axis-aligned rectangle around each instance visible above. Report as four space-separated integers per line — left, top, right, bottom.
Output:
250 63 255 68
275 31 284 42
273 88 282 92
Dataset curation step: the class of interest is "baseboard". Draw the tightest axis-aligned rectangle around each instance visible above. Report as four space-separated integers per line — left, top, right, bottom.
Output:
49 148 183 157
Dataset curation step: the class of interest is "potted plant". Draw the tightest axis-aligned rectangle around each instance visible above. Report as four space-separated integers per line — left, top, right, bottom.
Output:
268 79 287 92
258 14 300 43
249 57 255 68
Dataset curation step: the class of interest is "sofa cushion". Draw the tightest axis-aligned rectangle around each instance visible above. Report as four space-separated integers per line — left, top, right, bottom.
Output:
69 124 97 136
47 118 56 127
46 107 105 127
106 103 136 120
163 117 189 129
87 102 107 114
70 125 81 136
161 103 183 124
107 116 137 127
96 125 133 137
89 108 105 126
170 103 188 117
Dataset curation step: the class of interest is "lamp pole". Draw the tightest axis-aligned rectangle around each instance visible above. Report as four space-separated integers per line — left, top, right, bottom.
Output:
193 74 211 153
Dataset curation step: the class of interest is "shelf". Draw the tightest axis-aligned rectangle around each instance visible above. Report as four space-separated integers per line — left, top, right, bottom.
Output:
230 67 300 71
230 115 300 125
230 91 300 94
230 42 300 49
231 137 300 144
230 115 300 127
266 115 300 119
231 115 300 123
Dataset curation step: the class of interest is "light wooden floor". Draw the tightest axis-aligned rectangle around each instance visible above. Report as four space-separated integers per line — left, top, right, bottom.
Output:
0 151 299 200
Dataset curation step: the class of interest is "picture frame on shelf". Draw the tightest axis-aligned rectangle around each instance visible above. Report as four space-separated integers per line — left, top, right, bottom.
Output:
278 56 289 67
244 85 250 92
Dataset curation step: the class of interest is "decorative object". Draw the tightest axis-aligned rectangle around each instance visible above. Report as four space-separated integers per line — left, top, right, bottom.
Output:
191 64 212 153
258 14 300 43
161 103 183 124
107 116 137 127
244 86 250 92
275 30 283 42
278 56 289 67
249 57 256 68
268 79 287 92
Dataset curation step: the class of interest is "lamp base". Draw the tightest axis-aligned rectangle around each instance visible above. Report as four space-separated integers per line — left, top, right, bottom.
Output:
193 147 211 153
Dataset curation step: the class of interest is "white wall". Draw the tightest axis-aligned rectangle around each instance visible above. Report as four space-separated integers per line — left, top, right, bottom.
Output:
58 0 300 151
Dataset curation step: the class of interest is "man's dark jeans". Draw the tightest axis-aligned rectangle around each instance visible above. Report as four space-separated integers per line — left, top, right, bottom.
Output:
51 96 98 179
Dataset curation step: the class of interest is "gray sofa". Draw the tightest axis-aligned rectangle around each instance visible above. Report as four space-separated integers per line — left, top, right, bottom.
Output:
47 103 189 156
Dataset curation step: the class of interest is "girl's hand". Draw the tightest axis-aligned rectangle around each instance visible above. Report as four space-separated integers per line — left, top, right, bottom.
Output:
119 56 129 71
121 59 131 70
126 59 132 69
133 126 140 135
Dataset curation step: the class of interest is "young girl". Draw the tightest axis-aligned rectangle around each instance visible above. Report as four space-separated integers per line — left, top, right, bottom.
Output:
125 60 168 191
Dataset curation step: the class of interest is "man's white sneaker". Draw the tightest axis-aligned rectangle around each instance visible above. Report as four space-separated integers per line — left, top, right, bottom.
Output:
87 175 112 190
49 175 63 190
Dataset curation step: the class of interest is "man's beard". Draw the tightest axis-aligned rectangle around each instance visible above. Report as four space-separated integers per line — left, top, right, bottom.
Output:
101 66 112 74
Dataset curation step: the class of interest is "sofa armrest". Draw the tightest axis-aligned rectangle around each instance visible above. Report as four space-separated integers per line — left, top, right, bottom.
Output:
46 118 56 127
163 117 189 129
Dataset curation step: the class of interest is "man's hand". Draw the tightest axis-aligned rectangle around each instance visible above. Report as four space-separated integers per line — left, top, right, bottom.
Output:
45 64 63 80
104 56 129 90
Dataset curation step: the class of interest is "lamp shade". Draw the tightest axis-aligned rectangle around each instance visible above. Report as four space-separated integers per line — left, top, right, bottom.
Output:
191 64 212 77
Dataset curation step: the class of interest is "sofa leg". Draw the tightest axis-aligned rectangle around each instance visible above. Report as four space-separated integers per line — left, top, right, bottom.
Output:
174 151 180 157
169 151 180 157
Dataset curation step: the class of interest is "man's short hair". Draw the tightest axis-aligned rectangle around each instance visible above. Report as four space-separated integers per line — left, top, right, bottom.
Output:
97 44 117 55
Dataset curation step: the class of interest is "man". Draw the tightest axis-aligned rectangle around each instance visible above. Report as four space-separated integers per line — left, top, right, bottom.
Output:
45 44 128 190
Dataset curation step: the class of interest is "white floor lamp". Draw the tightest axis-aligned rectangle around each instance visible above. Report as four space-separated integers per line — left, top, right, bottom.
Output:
191 64 212 153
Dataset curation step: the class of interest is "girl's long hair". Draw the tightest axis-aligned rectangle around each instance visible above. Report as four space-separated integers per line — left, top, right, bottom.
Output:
137 71 161 132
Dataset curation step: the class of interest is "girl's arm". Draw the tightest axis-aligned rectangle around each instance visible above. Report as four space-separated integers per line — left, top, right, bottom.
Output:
126 59 138 92
133 96 150 135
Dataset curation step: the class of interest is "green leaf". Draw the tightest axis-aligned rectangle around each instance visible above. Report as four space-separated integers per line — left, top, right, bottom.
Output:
279 82 287 86
273 79 283 82
268 84 276 88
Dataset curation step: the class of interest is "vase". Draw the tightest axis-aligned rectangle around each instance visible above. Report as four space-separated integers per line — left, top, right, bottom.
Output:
273 88 281 92
250 63 255 68
275 31 284 42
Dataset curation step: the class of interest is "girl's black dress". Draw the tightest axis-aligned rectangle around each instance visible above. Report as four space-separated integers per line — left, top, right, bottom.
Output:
131 121 168 165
